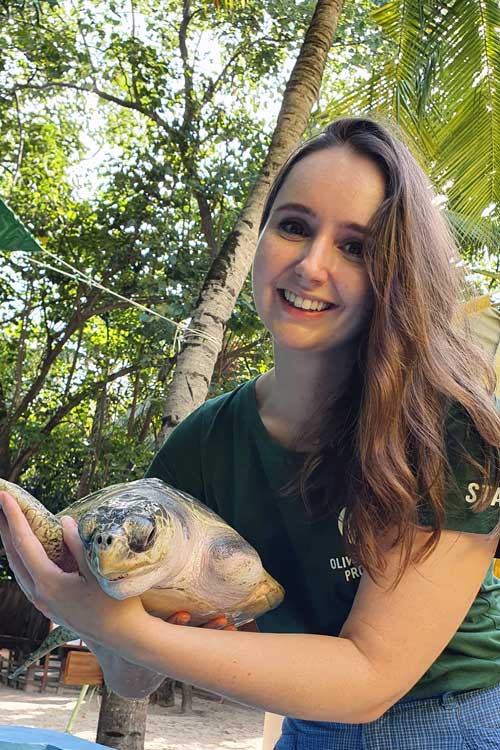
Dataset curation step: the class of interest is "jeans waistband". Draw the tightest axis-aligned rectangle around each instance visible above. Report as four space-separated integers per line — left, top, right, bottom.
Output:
398 683 500 707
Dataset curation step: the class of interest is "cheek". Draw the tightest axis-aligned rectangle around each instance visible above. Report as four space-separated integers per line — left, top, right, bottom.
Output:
361 282 374 313
251 258 262 303
343 270 373 312
252 243 272 299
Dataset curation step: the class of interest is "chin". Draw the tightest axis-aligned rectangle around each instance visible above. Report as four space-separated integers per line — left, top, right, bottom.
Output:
273 334 342 354
97 567 161 600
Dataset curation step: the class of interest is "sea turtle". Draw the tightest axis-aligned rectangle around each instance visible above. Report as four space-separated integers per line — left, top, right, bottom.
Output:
0 477 284 676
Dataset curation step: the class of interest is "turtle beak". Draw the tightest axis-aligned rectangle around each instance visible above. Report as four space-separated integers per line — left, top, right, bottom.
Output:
89 517 157 578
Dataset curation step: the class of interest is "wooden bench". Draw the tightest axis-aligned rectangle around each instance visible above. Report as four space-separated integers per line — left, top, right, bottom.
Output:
62 648 103 686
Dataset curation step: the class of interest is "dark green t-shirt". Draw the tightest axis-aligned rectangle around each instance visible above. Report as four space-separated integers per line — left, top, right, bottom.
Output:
146 378 500 699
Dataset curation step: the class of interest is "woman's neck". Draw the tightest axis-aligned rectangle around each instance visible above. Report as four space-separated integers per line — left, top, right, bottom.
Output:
255 347 356 450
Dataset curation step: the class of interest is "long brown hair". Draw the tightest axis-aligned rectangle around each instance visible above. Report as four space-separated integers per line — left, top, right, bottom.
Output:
260 117 500 582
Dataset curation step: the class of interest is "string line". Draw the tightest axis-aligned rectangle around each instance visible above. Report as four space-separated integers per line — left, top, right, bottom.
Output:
11 248 221 350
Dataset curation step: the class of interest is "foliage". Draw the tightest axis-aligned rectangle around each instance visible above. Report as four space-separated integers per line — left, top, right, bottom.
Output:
319 0 500 273
0 0 345 508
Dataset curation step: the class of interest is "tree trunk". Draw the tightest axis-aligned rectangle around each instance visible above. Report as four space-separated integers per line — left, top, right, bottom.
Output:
159 0 344 443
95 2 344 747
96 685 149 750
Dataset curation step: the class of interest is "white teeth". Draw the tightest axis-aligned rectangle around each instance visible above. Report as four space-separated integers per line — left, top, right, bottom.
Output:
282 289 331 312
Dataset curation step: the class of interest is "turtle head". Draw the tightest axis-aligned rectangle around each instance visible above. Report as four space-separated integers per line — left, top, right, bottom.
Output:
78 500 179 599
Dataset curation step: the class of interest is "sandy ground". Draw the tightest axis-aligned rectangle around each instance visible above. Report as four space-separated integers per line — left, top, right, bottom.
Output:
0 683 265 749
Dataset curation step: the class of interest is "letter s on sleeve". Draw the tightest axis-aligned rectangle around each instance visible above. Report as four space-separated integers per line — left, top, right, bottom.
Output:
465 482 479 503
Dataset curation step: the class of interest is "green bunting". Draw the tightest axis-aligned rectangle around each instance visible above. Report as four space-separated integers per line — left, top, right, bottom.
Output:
0 197 42 254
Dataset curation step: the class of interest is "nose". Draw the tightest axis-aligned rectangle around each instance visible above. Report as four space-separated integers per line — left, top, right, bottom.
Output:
294 234 337 286
93 527 123 552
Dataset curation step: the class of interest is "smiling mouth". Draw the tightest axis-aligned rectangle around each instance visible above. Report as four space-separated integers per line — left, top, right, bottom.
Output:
278 288 335 312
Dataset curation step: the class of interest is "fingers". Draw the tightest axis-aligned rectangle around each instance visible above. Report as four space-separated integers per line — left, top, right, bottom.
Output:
60 517 92 577
202 615 236 631
0 492 56 577
0 510 35 600
166 612 237 630
167 611 191 626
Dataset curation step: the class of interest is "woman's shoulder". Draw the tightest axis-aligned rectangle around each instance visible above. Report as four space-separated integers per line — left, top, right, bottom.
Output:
145 377 259 507
445 395 500 458
430 396 500 534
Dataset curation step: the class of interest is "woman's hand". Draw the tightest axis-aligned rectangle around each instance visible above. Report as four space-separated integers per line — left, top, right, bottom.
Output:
0 491 145 648
166 611 258 632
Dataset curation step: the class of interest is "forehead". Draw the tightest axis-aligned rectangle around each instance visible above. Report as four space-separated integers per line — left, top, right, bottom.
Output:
274 146 386 225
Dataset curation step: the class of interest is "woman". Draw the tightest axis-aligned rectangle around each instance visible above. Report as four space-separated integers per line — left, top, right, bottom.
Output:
1 118 500 748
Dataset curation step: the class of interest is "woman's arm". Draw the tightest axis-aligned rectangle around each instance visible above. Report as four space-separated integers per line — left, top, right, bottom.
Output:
0 491 497 723
112 525 496 723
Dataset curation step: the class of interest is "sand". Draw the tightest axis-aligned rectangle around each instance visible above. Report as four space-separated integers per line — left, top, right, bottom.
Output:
0 683 265 749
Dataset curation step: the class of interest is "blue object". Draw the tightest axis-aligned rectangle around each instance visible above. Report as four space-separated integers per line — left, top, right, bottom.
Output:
0 726 110 750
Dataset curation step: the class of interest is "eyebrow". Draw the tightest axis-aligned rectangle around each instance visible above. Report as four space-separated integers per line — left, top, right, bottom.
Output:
273 202 369 234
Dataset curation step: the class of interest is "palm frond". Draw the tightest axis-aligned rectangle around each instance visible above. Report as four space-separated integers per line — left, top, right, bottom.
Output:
320 0 500 226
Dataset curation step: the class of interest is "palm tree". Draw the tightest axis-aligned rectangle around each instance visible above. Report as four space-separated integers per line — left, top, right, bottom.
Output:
322 0 500 262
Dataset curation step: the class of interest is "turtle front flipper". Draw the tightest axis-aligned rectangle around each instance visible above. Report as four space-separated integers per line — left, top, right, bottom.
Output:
9 625 79 679
0 479 67 566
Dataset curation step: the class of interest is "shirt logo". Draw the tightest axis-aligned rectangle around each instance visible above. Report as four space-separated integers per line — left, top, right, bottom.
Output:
465 483 500 506
331 507 363 582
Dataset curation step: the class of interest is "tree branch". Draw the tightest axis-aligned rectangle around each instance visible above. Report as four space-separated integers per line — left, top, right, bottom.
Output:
75 15 99 88
129 0 140 103
9 362 141 481
7 288 102 427
12 81 170 132
62 324 84 401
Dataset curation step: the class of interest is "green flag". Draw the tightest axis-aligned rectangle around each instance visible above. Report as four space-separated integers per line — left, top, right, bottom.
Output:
0 197 43 253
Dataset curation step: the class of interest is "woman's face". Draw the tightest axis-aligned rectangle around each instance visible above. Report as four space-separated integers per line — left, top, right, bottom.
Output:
252 146 385 357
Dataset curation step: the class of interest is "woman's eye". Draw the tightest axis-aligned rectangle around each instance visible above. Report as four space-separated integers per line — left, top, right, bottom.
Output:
341 240 364 258
278 219 308 236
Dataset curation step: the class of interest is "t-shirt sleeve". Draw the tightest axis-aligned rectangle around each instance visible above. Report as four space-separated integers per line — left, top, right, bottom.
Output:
417 401 500 534
145 406 207 505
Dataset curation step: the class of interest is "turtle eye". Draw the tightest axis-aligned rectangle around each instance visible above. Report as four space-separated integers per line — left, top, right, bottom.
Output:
128 516 156 553
79 515 97 546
